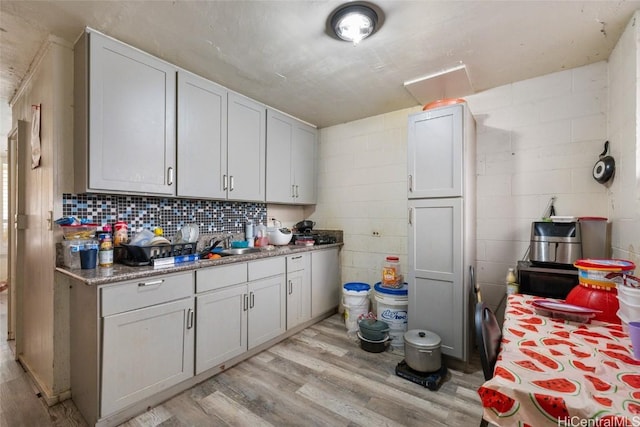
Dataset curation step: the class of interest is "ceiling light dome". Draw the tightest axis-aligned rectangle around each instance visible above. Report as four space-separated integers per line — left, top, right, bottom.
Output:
330 4 379 45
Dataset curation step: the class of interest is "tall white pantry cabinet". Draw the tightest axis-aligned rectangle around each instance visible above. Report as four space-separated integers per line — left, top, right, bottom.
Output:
407 103 476 362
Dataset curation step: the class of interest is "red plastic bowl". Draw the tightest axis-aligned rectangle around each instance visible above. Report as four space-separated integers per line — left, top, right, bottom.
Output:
566 284 620 324
422 98 465 111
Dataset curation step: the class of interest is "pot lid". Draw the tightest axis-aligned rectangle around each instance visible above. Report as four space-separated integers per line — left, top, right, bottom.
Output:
358 318 389 332
343 282 371 292
374 282 408 295
404 329 441 349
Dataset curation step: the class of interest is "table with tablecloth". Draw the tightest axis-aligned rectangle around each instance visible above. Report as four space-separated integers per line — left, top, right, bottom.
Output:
479 293 640 426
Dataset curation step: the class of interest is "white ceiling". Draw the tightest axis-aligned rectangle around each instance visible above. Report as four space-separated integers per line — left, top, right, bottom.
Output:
1 0 639 139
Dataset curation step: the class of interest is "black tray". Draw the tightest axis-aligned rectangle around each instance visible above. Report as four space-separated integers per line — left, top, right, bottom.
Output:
121 242 196 264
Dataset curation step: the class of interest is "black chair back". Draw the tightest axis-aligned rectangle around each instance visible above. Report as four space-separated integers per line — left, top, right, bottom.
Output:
475 302 502 381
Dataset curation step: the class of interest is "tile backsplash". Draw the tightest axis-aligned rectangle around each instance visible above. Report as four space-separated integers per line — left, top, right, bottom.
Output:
62 194 267 238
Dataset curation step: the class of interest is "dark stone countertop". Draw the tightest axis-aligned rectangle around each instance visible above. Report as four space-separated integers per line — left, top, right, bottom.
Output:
56 242 343 286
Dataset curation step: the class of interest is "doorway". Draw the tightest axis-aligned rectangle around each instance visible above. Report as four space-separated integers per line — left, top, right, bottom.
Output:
6 120 27 356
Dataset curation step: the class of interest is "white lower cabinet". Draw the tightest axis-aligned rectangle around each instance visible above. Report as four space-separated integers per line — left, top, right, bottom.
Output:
195 257 285 374
69 248 339 426
99 272 194 417
311 248 340 317
195 283 247 374
286 253 311 329
247 274 286 348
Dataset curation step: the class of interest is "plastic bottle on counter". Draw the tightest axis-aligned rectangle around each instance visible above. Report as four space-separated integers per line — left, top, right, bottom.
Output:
506 267 519 295
255 221 269 247
98 225 114 267
245 220 254 247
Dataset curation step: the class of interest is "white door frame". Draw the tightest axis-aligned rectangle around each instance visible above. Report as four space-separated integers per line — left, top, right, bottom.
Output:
7 120 27 356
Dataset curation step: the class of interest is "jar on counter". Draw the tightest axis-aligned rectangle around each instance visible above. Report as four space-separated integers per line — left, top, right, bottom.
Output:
98 225 114 267
113 221 128 246
382 256 401 287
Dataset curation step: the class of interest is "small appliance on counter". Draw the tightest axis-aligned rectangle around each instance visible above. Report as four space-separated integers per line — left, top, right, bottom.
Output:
291 231 337 245
529 220 582 267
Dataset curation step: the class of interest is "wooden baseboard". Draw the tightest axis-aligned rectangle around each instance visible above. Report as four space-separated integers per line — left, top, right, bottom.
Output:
18 355 71 406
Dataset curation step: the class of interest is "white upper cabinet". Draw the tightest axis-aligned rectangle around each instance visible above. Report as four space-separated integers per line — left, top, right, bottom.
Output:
74 30 177 195
266 109 317 204
227 93 266 201
177 71 227 199
407 105 463 199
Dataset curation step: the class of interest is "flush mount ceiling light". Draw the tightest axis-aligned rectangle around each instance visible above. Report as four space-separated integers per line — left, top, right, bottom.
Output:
330 3 380 45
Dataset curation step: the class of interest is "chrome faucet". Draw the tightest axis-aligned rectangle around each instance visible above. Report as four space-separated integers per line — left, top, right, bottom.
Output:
223 234 233 249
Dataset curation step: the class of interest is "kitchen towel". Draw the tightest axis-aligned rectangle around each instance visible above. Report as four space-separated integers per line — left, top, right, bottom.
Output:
31 104 41 169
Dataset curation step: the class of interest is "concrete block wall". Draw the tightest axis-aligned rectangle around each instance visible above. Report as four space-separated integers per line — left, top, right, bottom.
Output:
316 107 420 287
316 61 612 314
465 61 610 311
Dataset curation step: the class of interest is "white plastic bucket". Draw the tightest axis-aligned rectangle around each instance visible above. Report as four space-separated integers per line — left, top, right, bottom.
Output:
343 282 371 332
374 282 408 348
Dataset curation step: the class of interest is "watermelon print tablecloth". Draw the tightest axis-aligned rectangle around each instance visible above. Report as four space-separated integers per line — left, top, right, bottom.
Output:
478 294 640 426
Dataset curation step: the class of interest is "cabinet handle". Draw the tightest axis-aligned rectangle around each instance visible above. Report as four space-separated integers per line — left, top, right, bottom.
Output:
408 175 413 192
292 255 302 260
408 208 413 225
167 167 174 186
223 174 228 191
295 185 299 198
243 293 248 311
288 280 293 295
229 175 234 192
138 279 164 287
186 308 194 329
249 291 255 309
291 184 295 198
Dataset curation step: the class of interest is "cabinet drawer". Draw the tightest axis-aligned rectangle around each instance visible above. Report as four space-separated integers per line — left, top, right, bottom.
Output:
286 253 308 273
248 257 285 281
196 262 248 293
101 272 193 316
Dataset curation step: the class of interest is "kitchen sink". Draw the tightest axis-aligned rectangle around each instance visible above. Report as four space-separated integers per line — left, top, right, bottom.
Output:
219 247 262 256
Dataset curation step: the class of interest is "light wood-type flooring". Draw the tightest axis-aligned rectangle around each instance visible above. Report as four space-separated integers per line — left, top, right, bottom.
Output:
0 289 489 426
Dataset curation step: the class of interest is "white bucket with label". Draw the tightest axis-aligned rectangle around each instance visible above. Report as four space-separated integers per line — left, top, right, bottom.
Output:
342 282 371 332
374 282 408 348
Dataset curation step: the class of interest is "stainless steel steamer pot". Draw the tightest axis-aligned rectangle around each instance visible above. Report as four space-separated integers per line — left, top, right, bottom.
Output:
404 329 442 372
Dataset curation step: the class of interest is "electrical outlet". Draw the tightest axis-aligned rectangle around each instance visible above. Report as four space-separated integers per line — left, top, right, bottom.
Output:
372 231 381 237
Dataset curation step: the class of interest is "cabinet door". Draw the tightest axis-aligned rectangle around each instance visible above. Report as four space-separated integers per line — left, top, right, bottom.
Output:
248 275 286 349
88 31 176 195
266 109 294 203
286 269 312 329
101 297 194 416
195 284 247 374
292 123 317 204
286 254 311 329
408 198 464 359
227 92 266 201
177 71 227 199
407 105 463 199
311 248 340 317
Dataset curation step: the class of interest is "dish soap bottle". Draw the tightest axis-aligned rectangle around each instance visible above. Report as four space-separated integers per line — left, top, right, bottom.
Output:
245 220 254 247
